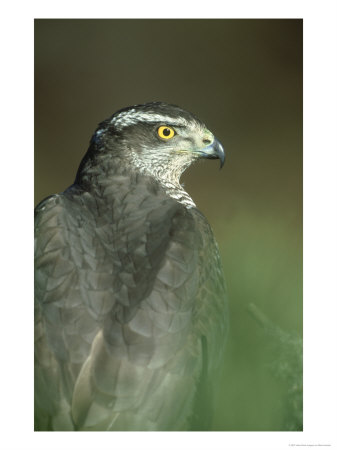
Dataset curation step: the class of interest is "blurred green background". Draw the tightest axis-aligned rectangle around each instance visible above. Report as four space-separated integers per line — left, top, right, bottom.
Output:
35 19 302 431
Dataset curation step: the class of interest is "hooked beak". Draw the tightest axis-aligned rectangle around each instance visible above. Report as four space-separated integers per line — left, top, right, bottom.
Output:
195 137 226 168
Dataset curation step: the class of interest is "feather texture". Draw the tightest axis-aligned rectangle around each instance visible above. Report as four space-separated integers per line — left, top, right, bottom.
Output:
35 102 228 431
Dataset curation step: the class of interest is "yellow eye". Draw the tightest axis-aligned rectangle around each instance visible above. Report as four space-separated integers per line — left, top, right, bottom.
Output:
157 126 175 140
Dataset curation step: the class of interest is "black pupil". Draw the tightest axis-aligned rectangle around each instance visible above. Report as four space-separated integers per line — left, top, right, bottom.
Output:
163 128 171 136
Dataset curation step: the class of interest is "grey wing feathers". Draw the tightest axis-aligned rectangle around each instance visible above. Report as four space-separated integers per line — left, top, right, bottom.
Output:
34 185 220 430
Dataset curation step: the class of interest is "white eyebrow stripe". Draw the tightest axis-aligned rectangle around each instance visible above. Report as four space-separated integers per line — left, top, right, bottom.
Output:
110 110 190 128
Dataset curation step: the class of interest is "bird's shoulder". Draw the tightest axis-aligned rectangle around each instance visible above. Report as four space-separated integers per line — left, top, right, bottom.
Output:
34 178 204 322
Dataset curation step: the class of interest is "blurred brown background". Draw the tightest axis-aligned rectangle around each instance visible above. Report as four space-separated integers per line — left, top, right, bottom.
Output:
35 19 302 431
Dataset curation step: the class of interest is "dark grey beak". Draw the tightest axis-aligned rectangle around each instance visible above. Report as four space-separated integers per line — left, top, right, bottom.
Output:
198 138 226 168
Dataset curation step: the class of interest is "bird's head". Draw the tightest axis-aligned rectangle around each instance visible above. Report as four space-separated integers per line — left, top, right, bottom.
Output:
76 102 225 189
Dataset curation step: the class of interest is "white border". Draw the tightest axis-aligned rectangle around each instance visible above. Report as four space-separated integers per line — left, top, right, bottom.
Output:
1 1 336 449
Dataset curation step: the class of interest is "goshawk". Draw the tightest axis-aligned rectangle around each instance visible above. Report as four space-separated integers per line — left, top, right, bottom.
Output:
34 102 228 431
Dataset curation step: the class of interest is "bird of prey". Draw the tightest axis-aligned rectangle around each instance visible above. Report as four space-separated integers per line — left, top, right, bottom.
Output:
34 102 228 431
